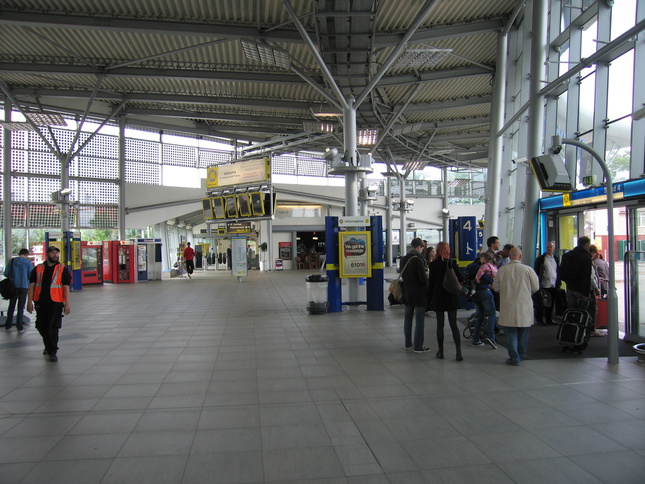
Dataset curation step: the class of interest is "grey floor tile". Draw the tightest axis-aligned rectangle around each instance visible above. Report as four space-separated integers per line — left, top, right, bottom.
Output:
20 458 113 484
498 457 602 484
3 414 82 438
182 451 263 484
191 427 262 453
421 463 516 484
118 430 195 457
568 450 645 484
401 435 491 470
468 430 561 463
590 419 645 450
102 455 189 484
263 446 344 481
261 422 331 449
532 425 627 455
68 410 143 435
43 433 130 460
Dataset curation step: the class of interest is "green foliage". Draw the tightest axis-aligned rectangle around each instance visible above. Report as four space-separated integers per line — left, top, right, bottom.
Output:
606 149 630 181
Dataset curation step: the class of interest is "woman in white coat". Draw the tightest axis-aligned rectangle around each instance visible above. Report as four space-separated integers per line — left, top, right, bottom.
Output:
492 248 539 366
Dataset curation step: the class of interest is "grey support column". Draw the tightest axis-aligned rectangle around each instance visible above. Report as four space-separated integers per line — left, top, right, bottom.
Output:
484 31 508 242
118 116 126 240
520 0 548 266
3 100 11 258
343 97 360 304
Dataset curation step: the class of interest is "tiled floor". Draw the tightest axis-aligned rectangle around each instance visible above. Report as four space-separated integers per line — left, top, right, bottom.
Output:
1 268 644 484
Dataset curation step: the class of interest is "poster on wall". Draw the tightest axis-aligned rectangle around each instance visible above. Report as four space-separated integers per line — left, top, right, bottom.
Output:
338 231 371 278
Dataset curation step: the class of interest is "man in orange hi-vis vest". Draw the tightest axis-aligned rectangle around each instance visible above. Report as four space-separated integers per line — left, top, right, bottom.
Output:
27 246 71 362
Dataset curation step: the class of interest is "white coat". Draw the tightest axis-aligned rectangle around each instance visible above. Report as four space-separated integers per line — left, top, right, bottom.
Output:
492 259 539 327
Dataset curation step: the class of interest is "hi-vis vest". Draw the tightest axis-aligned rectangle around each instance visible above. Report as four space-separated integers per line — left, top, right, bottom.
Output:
33 263 65 302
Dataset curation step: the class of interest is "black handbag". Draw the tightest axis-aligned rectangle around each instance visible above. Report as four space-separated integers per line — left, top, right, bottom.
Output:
442 260 462 296
537 288 552 308
0 259 17 300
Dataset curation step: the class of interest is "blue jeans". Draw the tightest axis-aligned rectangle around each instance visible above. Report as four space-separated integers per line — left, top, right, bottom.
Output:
472 288 496 344
503 326 530 364
5 288 29 330
404 305 426 350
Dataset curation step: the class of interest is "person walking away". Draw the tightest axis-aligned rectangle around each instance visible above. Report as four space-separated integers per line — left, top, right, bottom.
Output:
26 246 71 362
558 236 593 310
493 248 539 365
472 251 498 349
183 242 195 278
427 241 465 361
401 238 430 353
4 248 34 333
533 241 560 325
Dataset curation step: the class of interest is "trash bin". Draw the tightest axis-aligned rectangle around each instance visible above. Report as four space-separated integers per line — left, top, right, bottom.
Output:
305 274 328 314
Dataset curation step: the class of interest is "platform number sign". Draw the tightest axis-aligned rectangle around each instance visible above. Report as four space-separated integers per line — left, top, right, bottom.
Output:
457 216 478 263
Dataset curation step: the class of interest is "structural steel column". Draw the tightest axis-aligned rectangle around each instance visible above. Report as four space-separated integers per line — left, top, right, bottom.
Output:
520 0 548 265
343 97 359 303
3 100 11 258
484 31 508 242
118 116 126 240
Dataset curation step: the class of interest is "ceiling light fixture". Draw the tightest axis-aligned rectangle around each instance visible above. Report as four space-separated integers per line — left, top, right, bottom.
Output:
240 39 291 69
403 160 428 171
392 48 452 69
357 128 379 146
26 113 66 126
302 121 335 133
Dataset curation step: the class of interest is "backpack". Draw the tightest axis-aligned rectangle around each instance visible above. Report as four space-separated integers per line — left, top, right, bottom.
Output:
461 262 479 300
0 259 17 300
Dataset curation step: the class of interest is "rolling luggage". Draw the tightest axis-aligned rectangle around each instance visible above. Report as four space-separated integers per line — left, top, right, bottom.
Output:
556 309 594 353
595 296 608 328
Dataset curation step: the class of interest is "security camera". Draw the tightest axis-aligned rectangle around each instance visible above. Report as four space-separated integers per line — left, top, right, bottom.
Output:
511 157 528 165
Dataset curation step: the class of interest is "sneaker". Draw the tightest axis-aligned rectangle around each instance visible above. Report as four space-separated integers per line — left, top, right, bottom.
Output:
471 341 484 346
414 347 431 353
404 345 413 351
18 328 26 333
49 355 58 362
505 358 519 366
485 338 497 349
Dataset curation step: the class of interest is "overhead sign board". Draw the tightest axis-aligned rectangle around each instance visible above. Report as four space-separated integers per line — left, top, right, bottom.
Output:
206 158 270 189
227 221 253 234
338 216 371 227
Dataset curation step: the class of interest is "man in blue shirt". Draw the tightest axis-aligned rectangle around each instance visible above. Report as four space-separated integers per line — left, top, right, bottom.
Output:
4 248 34 333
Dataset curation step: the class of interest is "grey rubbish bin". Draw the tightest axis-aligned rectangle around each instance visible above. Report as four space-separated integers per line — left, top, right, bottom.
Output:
305 274 329 314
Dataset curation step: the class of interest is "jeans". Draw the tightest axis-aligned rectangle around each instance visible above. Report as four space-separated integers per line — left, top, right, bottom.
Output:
404 305 426 350
503 326 530 364
5 288 29 330
472 288 496 343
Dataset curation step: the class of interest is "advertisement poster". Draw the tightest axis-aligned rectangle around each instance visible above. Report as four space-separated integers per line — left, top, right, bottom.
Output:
230 236 248 277
338 231 371 278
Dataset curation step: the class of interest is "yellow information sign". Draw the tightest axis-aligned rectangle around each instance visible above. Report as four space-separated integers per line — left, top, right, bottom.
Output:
338 231 372 278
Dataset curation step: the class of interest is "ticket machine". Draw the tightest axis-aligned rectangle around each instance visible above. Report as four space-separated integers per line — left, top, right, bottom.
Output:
102 240 136 284
130 238 162 281
80 241 103 284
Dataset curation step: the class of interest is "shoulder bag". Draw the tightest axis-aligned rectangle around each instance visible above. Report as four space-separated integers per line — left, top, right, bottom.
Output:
388 257 413 303
442 259 462 296
0 258 17 300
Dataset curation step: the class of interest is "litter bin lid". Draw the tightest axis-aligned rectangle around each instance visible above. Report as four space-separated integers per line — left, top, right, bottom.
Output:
306 274 329 282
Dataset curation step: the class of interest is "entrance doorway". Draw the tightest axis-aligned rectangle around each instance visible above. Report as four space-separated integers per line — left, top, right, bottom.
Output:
296 231 325 270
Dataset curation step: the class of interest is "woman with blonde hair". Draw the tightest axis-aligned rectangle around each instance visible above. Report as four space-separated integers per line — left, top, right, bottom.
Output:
427 241 465 361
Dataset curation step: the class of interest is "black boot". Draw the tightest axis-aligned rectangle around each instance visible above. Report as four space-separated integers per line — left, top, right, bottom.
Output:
456 347 463 361
436 348 444 359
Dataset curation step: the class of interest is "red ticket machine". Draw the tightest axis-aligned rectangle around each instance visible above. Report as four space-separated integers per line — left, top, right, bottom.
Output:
80 241 103 284
103 240 136 284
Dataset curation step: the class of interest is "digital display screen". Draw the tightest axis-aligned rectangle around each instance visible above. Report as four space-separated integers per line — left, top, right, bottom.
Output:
224 195 238 218
212 197 226 219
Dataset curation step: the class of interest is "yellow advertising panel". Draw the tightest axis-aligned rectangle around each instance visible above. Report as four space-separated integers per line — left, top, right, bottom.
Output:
338 231 371 278
72 240 81 270
206 158 270 189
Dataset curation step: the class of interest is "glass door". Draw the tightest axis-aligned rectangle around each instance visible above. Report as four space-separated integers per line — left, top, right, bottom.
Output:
625 207 645 342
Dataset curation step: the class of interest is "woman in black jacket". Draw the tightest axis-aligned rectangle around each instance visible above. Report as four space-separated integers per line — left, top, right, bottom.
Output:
427 241 465 361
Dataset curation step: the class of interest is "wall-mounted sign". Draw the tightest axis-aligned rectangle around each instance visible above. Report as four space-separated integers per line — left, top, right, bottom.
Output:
338 216 371 227
206 158 270 189
338 231 371 278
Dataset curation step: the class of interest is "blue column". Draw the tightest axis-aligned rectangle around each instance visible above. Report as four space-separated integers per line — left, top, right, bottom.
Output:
325 216 342 312
366 216 384 311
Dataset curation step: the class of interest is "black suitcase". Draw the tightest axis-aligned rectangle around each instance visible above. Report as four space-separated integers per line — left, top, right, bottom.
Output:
556 309 594 353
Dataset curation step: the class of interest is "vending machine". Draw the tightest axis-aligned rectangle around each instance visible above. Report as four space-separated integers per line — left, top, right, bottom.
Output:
80 241 103 284
131 238 163 281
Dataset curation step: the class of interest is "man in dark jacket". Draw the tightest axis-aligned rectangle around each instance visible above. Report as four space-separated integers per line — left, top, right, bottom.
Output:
559 236 593 310
400 238 430 353
533 241 560 325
